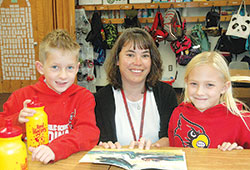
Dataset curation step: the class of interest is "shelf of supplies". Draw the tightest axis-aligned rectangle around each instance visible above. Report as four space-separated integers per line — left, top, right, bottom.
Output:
101 15 232 24
76 0 250 11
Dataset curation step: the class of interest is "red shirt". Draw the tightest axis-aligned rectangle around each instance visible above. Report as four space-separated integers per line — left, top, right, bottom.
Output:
168 102 250 149
0 76 100 161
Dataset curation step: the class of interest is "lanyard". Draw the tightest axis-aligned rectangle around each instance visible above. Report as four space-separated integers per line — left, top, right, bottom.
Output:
121 89 147 141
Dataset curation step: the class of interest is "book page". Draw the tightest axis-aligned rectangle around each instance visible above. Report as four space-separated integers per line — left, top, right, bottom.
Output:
79 148 187 170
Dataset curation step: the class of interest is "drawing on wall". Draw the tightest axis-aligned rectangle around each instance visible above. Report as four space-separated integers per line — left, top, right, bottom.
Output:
0 0 36 80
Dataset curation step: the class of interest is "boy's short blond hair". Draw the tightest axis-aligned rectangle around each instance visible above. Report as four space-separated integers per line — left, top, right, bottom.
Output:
39 29 80 63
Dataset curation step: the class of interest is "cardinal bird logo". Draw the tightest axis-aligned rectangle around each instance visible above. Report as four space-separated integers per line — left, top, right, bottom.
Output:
174 113 210 148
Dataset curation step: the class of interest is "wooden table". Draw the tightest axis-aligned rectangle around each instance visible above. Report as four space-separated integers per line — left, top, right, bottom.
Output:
28 147 250 170
230 69 250 98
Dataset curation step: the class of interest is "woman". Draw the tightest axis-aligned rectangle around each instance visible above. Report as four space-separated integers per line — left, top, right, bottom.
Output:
95 28 178 149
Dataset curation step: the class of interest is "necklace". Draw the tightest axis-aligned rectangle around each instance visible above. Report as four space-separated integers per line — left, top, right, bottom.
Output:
121 89 147 141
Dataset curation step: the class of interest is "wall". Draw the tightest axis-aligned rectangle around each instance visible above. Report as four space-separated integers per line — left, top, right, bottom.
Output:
93 5 250 88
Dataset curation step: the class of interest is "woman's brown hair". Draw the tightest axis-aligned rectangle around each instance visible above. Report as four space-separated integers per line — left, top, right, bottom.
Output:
105 27 163 90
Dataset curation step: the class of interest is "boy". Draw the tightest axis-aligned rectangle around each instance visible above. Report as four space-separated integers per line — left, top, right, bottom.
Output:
0 29 100 164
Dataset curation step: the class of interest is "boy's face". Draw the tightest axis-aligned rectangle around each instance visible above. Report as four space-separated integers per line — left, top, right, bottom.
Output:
186 64 229 112
36 49 79 94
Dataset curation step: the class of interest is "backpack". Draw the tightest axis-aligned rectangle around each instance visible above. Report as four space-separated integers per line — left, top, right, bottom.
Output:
170 35 192 54
148 11 168 46
86 11 107 49
104 23 118 49
122 9 141 29
176 46 201 66
214 34 246 55
189 24 210 52
204 6 222 36
164 9 186 42
205 6 220 28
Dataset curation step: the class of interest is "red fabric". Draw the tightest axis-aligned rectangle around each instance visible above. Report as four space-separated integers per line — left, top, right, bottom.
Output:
170 35 192 54
168 102 250 149
0 76 100 161
150 12 168 42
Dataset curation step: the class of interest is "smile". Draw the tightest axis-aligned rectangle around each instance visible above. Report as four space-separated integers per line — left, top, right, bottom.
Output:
56 81 67 85
131 69 143 73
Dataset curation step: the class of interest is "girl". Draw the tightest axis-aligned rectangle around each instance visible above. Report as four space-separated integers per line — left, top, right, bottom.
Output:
168 51 250 151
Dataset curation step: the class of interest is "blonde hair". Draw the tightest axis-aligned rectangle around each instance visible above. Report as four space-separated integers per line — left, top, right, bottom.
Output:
184 52 250 128
39 29 80 63
105 27 163 90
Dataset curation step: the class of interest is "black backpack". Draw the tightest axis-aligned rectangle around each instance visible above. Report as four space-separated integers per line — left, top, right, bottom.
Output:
122 9 141 29
86 11 107 49
205 6 220 28
214 34 246 55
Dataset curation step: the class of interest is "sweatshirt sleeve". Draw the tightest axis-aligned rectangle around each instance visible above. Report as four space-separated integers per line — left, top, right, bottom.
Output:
168 107 178 147
48 90 100 161
0 92 24 130
238 116 250 149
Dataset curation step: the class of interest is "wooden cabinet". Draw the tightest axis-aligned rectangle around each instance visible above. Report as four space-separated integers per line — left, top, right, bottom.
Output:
0 0 75 93
76 0 250 23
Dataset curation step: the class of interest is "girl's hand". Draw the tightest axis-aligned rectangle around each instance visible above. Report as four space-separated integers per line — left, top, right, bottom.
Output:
98 141 122 149
129 137 152 150
218 142 243 151
18 99 36 123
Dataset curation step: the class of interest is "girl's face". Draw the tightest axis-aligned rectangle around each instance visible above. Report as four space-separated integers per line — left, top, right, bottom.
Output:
186 64 229 112
117 42 151 87
36 49 79 94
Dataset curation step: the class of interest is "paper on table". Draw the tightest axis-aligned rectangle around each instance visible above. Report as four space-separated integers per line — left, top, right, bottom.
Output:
79 148 187 170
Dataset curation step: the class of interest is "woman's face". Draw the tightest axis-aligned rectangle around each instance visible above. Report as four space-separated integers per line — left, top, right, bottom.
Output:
117 42 151 87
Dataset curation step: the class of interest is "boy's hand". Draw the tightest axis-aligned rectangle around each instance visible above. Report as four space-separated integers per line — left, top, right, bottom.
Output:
218 142 243 151
29 145 55 164
18 99 36 123
98 141 122 149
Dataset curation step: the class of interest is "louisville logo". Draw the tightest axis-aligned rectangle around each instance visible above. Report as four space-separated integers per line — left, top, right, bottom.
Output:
174 113 210 148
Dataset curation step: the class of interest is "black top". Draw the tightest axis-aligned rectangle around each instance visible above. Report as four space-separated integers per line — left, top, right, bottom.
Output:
94 81 178 143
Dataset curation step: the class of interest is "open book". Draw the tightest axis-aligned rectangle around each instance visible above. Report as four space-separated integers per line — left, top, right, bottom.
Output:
79 148 187 170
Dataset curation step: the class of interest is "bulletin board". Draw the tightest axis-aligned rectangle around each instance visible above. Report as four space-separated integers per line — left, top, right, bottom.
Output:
0 0 36 82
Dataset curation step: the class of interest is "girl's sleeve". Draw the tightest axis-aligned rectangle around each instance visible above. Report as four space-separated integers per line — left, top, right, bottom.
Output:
168 107 178 147
239 116 250 149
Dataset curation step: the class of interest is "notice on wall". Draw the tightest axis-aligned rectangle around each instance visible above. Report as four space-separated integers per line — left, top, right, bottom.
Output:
0 0 36 80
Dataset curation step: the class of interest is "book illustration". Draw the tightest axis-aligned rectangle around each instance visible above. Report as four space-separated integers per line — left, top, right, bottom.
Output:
79 149 187 170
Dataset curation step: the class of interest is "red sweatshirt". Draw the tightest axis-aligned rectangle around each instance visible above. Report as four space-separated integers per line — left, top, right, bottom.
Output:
0 76 100 161
168 102 250 149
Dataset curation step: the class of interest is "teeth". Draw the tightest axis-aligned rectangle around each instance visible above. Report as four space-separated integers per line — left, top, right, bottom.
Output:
131 70 142 73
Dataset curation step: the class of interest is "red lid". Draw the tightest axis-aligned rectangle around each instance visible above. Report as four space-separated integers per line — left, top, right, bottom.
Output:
27 96 44 107
0 119 22 138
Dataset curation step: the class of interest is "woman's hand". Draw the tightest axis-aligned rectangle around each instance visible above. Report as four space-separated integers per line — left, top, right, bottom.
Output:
217 142 243 151
129 137 152 150
98 141 122 149
128 137 170 150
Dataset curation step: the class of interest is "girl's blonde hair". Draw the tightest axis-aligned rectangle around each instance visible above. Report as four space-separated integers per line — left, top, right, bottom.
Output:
184 51 249 126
